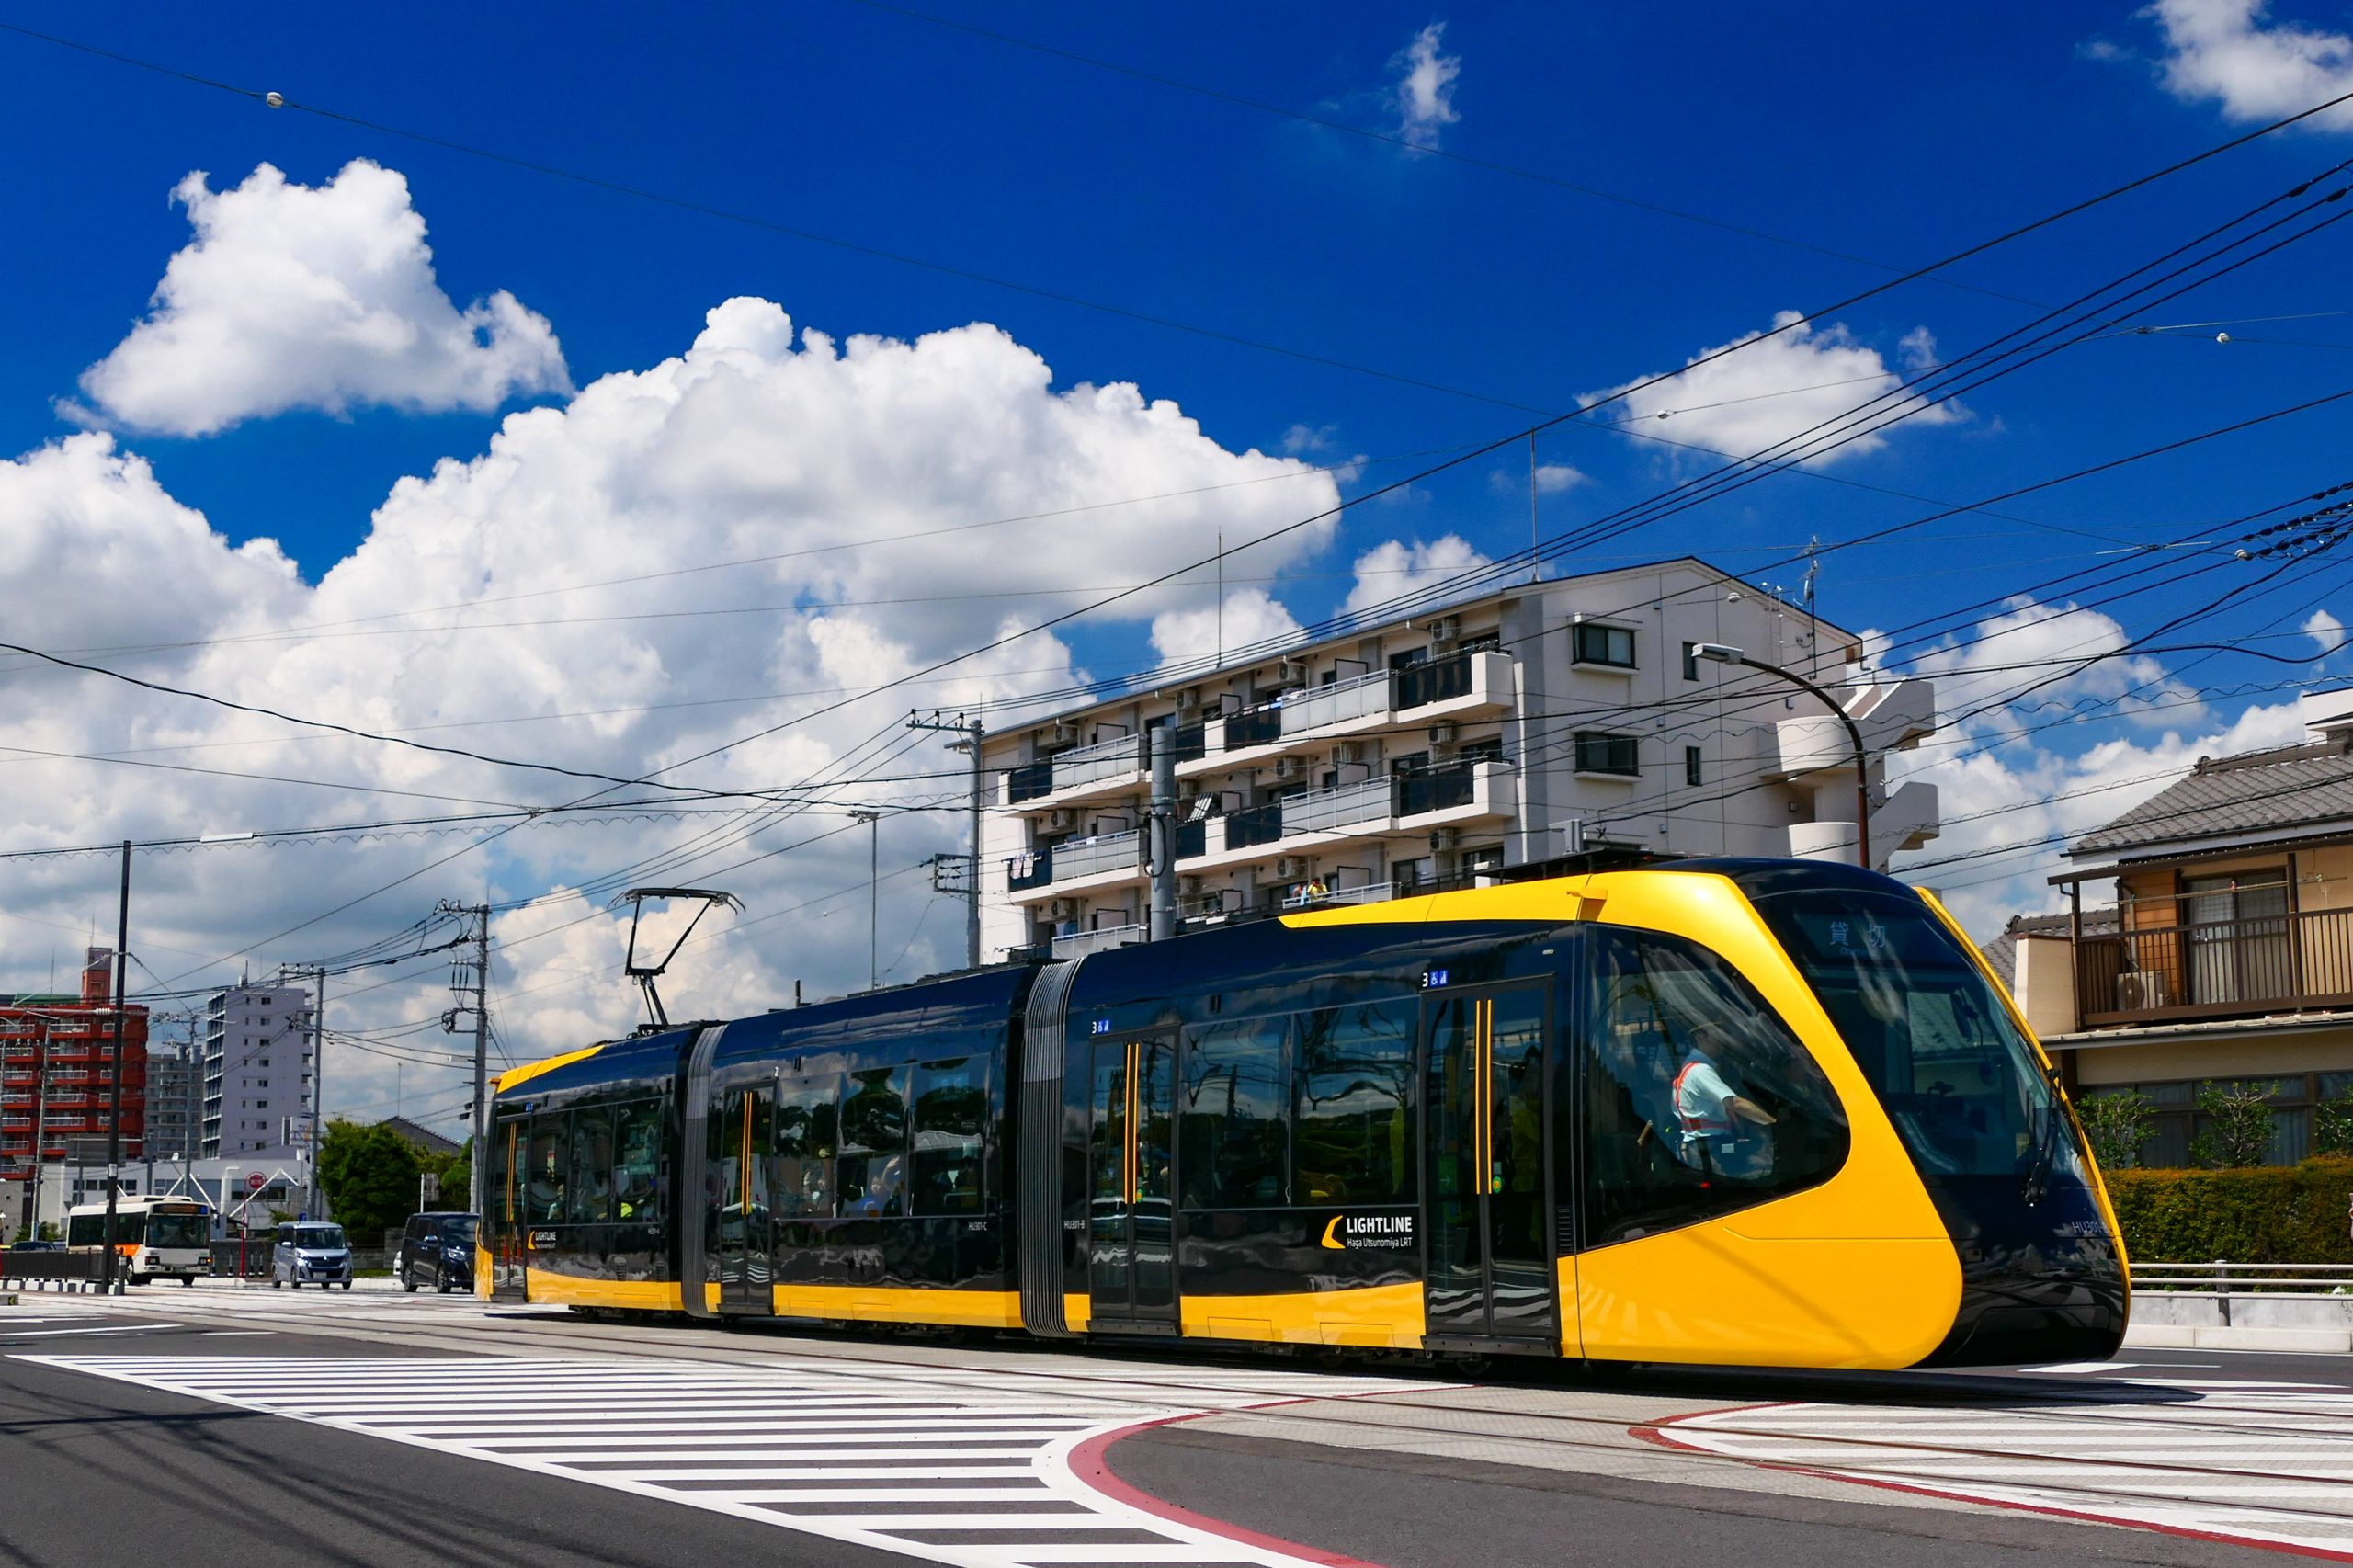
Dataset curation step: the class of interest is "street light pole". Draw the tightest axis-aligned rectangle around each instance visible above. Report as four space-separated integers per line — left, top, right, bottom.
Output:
1694 644 1872 870
102 840 130 1294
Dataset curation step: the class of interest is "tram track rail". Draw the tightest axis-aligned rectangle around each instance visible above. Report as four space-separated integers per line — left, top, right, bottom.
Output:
27 1285 2353 1552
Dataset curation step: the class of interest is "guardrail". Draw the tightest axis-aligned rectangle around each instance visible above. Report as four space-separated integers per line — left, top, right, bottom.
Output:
2133 1260 2353 1296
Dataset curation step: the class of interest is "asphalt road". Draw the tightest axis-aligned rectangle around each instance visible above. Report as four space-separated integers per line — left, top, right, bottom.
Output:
0 1324 917 1568
1 1292 2343 1568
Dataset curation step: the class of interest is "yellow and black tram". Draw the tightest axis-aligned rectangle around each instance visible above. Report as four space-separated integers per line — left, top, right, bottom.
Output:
480 859 2127 1368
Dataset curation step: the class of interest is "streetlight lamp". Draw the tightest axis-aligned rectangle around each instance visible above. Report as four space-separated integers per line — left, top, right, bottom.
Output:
1692 643 1873 870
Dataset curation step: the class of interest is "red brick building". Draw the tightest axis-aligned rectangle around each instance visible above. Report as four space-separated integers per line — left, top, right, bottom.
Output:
1 948 149 1187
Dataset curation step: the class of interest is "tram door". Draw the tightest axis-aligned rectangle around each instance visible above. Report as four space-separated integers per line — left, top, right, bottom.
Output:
1423 983 1558 1343
710 1083 776 1312
1086 1032 1177 1329
487 1111 530 1302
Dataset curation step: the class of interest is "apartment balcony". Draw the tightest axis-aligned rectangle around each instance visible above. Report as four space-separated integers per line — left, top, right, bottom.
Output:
1004 763 1512 906
2073 906 2353 1027
1004 724 1214 811
1172 650 1517 783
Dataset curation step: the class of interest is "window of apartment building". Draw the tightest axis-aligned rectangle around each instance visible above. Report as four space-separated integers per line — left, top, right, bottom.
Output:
1681 641 1699 682
1574 731 1641 777
1572 622 1638 669
1685 744 1704 787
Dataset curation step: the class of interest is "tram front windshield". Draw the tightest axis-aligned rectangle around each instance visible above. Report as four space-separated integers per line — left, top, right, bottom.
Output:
1752 889 2082 1185
147 1210 210 1249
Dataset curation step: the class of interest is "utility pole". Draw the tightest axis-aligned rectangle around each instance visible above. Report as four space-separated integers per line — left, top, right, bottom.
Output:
436 902 491 1218
307 964 325 1219
848 811 881 989
1147 725 1177 941
908 710 985 968
102 840 130 1295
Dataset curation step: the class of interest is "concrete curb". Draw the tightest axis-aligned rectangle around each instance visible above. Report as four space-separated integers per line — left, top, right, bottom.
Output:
2123 1323 2353 1353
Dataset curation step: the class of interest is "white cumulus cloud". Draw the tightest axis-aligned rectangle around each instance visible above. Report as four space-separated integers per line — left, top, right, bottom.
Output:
1151 588 1304 668
1 285 1339 1131
2306 607 2345 653
73 160 572 437
1390 23 1462 149
2146 0 2353 131
1345 534 1491 617
1586 312 1963 469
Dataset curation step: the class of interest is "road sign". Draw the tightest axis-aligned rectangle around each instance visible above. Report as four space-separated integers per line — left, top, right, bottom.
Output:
245 1172 265 1192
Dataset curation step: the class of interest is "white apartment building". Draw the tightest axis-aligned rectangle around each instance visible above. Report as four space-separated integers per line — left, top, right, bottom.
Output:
201 983 314 1158
977 556 1942 960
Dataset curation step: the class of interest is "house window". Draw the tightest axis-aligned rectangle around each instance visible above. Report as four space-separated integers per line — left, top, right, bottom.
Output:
1682 642 1699 681
1685 745 1704 787
1573 623 1637 669
1574 731 1641 777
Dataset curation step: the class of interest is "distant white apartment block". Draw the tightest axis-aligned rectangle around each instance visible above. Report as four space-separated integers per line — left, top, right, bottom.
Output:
976 557 1942 960
202 983 314 1158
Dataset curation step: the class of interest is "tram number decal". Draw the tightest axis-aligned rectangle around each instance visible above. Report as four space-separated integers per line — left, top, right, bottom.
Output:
1421 969 1449 988
1088 1018 1111 1036
1320 1213 1415 1251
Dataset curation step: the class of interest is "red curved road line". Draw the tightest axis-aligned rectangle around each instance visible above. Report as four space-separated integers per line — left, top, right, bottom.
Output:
1634 1412 2353 1564
1067 1403 1393 1568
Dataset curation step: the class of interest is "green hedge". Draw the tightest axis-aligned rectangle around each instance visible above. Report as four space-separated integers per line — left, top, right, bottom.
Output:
2108 1157 2353 1265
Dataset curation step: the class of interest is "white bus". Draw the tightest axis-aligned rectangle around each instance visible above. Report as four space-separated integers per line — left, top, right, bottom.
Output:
64 1197 212 1285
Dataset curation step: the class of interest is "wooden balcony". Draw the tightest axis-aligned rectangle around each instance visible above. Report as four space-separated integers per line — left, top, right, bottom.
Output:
2074 906 2353 1026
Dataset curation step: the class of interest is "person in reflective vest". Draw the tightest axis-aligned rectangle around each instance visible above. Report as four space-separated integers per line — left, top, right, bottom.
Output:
1672 1025 1778 1179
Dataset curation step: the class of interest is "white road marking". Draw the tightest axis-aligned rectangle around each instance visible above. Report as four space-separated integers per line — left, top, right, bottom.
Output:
29 1354 1422 1567
3 1324 178 1338
1656 1378 2353 1558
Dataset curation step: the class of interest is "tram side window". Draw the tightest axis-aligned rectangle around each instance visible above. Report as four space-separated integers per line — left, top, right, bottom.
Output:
568 1108 614 1224
777 1074 840 1218
912 1058 985 1215
1294 999 1416 1204
527 1116 569 1225
1582 927 1849 1247
613 1102 663 1221
1180 1016 1290 1209
839 1066 909 1217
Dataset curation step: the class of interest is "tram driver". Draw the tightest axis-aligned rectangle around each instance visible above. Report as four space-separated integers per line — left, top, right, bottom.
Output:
1672 1024 1779 1179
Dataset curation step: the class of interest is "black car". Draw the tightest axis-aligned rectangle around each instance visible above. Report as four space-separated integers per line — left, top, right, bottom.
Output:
396 1210 479 1294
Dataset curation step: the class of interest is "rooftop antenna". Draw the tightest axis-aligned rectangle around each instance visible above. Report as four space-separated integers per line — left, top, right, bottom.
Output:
614 887 741 1033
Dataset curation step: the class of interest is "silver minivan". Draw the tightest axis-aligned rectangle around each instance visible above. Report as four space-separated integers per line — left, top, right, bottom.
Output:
270 1221 354 1290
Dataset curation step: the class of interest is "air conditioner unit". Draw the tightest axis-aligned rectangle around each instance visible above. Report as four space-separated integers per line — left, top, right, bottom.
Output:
1048 899 1079 921
1430 615 1461 643
1331 742 1368 765
1051 721 1078 745
1272 756 1303 781
2116 971 2167 1010
1272 857 1308 880
1427 721 1459 746
1173 687 1200 712
1278 659 1309 683
1046 808 1078 832
1179 876 1205 897
1427 827 1461 851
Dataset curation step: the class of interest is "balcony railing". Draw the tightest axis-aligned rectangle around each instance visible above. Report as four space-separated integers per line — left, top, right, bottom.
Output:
2075 906 2353 1025
1051 923 1146 957
1051 733 1143 793
1279 776 1393 835
1278 668 1391 736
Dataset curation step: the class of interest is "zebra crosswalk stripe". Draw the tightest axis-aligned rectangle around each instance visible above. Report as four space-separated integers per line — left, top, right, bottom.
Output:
1652 1380 2353 1560
26 1355 1395 1567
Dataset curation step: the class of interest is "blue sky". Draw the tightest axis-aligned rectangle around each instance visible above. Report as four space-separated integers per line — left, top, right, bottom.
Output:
8 0 2343 588
6 0 2353 1122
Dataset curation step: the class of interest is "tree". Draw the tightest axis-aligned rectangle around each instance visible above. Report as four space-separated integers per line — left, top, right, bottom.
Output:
2078 1089 2155 1172
2190 1082 2277 1169
316 1118 421 1237
2316 1097 2353 1161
